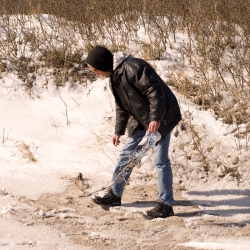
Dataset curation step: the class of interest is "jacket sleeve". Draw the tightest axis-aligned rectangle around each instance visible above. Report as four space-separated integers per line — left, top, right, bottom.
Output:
129 63 166 121
115 103 130 135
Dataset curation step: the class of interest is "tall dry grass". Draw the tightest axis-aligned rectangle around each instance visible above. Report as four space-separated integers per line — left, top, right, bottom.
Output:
0 0 249 126
0 0 249 177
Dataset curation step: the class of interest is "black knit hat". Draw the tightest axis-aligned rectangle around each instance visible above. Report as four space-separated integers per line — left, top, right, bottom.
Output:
86 46 113 71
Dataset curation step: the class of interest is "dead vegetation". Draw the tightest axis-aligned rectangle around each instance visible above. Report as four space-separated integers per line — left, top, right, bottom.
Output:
0 0 249 181
0 1 248 126
13 141 37 162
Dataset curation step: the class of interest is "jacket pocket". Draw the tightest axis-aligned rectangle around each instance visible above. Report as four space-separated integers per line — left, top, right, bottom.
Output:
127 117 139 137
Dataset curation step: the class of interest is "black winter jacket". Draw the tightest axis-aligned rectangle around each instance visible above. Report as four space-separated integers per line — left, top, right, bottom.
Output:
110 55 181 137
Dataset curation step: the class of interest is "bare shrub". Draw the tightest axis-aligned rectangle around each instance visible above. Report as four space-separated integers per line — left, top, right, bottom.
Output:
0 0 250 180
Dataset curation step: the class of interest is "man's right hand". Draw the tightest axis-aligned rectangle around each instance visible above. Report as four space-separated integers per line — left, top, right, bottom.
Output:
112 134 120 146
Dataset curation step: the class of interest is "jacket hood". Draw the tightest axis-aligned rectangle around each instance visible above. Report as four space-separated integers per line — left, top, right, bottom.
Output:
113 52 132 70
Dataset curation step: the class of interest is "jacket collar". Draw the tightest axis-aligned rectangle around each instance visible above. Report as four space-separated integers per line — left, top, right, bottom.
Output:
113 52 132 70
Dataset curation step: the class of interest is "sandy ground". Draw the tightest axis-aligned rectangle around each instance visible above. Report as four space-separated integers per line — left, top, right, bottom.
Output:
1 174 250 250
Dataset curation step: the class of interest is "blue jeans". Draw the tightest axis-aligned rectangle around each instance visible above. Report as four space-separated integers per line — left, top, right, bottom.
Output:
112 130 174 206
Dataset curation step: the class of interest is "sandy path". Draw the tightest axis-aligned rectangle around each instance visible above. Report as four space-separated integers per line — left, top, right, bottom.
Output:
1 176 249 250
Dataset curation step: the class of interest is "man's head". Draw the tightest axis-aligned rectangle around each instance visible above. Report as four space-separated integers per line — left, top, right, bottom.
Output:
86 46 113 78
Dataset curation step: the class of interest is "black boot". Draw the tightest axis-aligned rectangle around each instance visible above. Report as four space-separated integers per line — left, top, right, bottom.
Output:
92 188 121 206
145 201 174 219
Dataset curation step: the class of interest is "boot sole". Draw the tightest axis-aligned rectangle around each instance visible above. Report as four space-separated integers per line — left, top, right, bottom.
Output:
91 196 121 206
142 212 174 220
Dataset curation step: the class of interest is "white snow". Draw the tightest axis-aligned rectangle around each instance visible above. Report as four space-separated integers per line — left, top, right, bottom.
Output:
0 13 249 250
179 240 250 250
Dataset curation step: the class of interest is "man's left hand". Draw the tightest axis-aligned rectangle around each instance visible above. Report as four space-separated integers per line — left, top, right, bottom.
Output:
148 120 160 134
